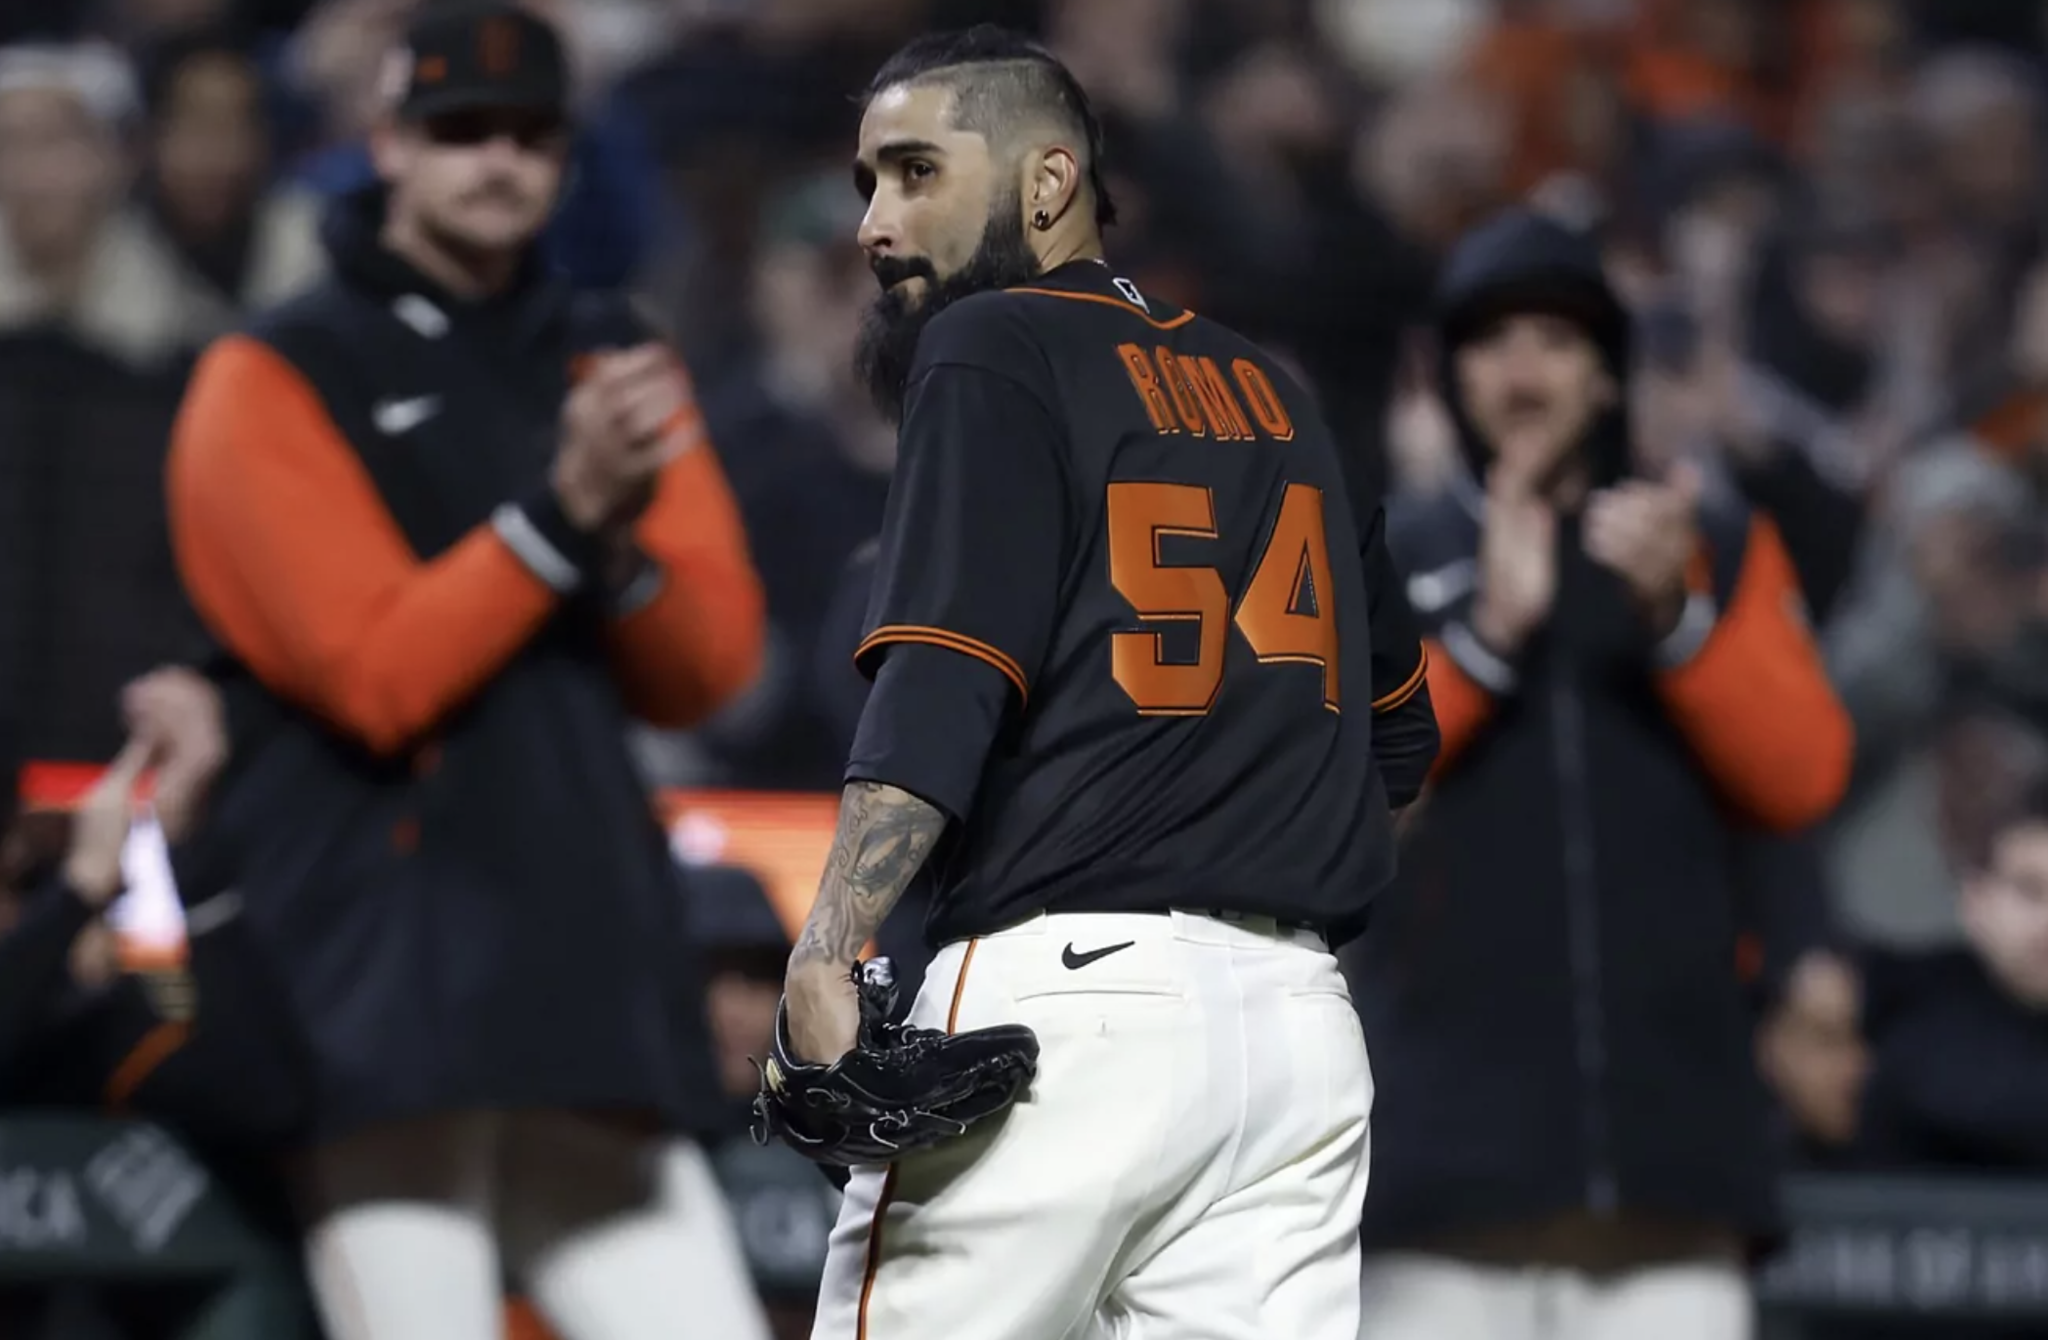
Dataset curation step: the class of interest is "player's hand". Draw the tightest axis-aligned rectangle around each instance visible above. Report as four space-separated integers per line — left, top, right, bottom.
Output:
121 667 227 845
62 741 151 909
552 344 688 531
1470 444 1558 655
1584 462 1703 639
783 959 862 1064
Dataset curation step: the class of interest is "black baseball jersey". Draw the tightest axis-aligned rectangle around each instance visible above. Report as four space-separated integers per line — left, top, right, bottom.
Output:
848 260 1436 947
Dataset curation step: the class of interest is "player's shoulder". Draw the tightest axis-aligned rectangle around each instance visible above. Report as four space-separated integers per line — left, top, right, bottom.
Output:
242 276 352 351
232 279 375 399
1193 315 1321 400
914 288 1057 377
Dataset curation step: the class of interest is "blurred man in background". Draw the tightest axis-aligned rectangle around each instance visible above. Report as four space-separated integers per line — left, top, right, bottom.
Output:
135 20 324 328
0 39 203 370
0 40 211 765
163 5 767 1338
1858 731 2048 1172
1354 207 1853 1340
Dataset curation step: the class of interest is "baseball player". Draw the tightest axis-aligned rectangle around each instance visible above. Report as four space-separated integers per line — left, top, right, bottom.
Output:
760 26 1441 1340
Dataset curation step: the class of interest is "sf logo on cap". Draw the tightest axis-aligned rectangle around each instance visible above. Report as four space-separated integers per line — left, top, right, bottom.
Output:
480 16 520 75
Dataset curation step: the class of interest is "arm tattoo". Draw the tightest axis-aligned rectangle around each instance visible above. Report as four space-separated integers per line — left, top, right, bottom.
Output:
789 781 945 969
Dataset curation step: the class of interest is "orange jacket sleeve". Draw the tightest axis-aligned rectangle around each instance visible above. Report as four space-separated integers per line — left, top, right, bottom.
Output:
1655 516 1853 831
1421 633 1499 779
603 398 766 728
167 335 562 757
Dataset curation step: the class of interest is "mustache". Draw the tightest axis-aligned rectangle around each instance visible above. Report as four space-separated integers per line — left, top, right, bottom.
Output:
460 179 531 206
870 255 937 291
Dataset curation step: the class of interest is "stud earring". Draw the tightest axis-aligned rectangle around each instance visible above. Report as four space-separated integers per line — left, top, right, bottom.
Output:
1032 209 1051 231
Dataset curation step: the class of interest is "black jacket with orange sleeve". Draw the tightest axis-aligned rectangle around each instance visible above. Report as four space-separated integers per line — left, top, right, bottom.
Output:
1345 209 1854 1258
1356 479 1852 1253
164 189 764 1138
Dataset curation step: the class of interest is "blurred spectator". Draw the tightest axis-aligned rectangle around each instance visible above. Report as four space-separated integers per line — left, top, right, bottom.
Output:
1825 440 2048 947
1455 0 1630 216
1355 209 1852 1340
1737 199 1914 493
162 6 768 1337
0 40 206 765
1262 67 1505 513
1859 770 2048 1170
1319 0 1494 90
1756 947 1870 1166
1910 49 2044 293
1628 254 1872 628
0 41 217 368
284 0 668 289
614 0 923 350
133 22 323 323
0 666 304 1138
277 0 408 154
683 173 891 789
1622 0 1831 145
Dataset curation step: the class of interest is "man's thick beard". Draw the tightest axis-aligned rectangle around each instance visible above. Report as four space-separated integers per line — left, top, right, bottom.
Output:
854 200 1042 425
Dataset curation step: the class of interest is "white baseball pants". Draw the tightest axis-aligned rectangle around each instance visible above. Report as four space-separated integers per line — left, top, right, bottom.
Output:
297 1110 771 1340
1359 1253 1754 1340
812 909 1375 1340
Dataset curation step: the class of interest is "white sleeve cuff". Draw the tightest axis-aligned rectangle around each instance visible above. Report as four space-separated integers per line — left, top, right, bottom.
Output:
1653 593 1719 668
492 503 585 593
1440 620 1519 694
183 890 243 937
611 560 666 618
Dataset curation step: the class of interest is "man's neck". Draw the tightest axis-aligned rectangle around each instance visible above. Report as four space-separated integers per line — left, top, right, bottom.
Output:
1033 227 1104 274
379 213 517 299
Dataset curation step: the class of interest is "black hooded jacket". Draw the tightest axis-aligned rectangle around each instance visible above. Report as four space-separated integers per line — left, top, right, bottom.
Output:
1348 210 1854 1251
161 188 762 1140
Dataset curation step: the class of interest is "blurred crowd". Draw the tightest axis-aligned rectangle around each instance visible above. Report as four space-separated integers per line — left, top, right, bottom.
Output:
4 0 2048 1333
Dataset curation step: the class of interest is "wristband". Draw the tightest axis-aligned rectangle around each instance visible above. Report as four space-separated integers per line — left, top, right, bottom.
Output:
1440 620 1520 695
492 488 606 593
608 547 666 618
1652 592 1719 669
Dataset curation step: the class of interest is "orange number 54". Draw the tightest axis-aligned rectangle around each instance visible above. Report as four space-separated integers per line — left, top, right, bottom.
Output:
1107 481 1340 716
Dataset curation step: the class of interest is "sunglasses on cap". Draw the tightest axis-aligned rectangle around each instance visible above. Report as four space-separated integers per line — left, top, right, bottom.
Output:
420 108 568 152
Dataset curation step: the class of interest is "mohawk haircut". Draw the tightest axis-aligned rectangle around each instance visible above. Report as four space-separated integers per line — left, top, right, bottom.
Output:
863 24 1119 229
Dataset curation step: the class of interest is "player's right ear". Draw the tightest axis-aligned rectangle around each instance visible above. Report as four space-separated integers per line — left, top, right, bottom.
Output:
1027 145 1079 232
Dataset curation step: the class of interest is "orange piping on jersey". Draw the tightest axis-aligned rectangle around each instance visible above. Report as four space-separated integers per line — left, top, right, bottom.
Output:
1372 647 1430 712
105 1022 191 1107
1004 287 1196 330
856 939 978 1340
856 625 1029 704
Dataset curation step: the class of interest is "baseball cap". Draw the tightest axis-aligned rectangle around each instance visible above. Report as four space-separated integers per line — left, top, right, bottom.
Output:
387 2 569 123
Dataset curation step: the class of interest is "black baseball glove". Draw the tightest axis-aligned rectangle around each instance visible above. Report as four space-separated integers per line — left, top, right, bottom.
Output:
752 959 1039 1167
